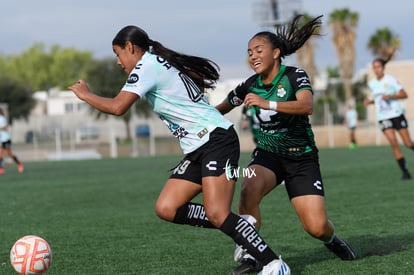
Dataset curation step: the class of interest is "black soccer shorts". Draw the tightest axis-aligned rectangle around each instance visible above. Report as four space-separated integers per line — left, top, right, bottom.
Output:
248 148 325 199
379 114 408 131
169 126 240 185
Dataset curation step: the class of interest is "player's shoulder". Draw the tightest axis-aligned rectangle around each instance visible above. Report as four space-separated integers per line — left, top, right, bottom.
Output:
383 74 398 83
284 65 307 75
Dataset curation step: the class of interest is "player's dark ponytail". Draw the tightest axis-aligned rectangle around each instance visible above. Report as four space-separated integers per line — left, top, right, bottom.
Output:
113 25 220 90
251 14 323 61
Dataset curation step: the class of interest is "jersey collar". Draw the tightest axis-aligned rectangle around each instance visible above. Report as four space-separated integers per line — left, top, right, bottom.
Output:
258 65 286 87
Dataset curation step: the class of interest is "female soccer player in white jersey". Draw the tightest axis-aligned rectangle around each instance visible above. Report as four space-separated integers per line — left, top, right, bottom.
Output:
216 15 356 274
365 57 414 180
69 25 289 274
0 108 24 174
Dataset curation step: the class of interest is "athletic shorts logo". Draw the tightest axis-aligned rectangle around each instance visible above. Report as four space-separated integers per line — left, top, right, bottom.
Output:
313 180 322 190
206 161 217 171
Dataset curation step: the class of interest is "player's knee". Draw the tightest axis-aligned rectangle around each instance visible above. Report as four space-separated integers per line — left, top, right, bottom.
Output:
154 201 175 222
204 207 228 228
303 220 330 239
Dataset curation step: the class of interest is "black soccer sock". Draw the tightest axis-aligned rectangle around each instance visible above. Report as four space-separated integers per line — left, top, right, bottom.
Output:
12 155 20 164
220 212 278 265
172 202 216 228
397 157 409 173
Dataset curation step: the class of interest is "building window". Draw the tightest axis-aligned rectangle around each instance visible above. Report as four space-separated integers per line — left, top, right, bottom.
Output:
65 103 74 113
77 102 87 112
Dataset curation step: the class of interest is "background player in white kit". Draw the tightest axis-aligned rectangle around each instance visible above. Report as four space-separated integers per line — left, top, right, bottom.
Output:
365 57 414 180
344 104 358 149
0 108 24 174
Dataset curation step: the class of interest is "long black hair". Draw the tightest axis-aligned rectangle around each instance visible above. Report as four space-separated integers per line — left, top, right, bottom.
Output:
251 14 323 61
373 57 387 67
112 25 220 90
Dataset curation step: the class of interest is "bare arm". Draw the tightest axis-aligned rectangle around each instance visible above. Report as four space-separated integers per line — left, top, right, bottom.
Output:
215 99 235 115
364 88 408 106
68 80 139 116
382 88 408 100
244 90 313 115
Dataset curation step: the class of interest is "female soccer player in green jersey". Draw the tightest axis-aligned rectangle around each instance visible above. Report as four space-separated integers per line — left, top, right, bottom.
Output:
69 25 289 275
217 15 356 274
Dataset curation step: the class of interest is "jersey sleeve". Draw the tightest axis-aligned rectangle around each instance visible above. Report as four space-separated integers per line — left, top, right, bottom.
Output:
286 67 313 95
226 74 258 107
389 75 403 92
121 59 157 97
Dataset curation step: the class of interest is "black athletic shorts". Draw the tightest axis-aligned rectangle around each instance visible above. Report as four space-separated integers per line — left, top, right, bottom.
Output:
169 126 240 185
1 140 11 149
379 114 408 131
249 148 325 199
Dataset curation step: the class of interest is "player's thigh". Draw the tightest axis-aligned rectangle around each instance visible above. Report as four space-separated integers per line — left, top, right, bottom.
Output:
397 128 414 147
240 164 277 203
155 178 202 220
202 174 235 216
383 128 399 146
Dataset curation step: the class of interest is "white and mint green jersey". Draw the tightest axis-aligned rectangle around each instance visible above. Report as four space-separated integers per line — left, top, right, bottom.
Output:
368 74 404 121
121 52 232 154
345 109 357 128
0 115 10 142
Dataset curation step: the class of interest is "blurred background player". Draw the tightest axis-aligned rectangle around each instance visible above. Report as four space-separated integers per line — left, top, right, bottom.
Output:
0 108 24 174
344 104 358 149
365 57 414 180
241 106 260 145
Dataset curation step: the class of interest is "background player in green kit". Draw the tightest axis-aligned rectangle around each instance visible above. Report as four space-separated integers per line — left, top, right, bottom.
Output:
69 25 289 275
216 15 356 274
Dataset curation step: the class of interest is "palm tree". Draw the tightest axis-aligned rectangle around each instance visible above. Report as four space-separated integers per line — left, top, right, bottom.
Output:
328 8 359 104
295 13 321 84
367 28 401 62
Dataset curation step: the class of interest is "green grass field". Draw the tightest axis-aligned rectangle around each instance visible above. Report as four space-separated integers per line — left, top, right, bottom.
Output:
1 145 414 274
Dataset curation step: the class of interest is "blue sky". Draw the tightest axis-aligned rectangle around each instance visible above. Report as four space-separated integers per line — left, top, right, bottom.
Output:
1 0 413 80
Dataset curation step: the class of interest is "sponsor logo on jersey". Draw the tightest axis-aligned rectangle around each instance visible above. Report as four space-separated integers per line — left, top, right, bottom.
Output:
197 128 208 138
230 95 243 106
297 76 311 87
127 73 139 84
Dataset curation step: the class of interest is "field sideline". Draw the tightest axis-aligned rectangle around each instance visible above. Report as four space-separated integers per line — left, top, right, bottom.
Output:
1 145 414 274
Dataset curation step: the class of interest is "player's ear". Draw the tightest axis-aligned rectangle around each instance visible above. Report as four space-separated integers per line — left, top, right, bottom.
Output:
125 41 134 54
273 48 281 60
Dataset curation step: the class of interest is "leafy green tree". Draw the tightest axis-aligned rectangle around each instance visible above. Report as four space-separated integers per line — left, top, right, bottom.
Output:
4 43 93 91
85 58 151 140
0 76 36 124
368 28 400 62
